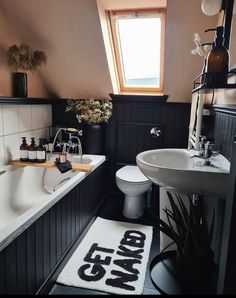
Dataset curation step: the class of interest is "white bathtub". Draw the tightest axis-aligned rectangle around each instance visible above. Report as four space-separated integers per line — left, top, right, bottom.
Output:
0 154 106 252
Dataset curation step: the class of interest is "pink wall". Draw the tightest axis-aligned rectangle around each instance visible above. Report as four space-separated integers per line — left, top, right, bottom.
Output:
0 0 231 102
0 0 113 99
164 0 218 101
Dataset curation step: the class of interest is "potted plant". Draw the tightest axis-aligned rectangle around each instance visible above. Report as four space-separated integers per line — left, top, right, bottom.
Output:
66 98 112 154
7 44 47 97
144 191 215 293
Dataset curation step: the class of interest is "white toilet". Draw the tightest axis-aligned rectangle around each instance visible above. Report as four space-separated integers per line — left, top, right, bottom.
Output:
115 165 152 219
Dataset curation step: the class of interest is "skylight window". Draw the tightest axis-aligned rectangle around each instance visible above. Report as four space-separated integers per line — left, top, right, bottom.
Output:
109 9 165 93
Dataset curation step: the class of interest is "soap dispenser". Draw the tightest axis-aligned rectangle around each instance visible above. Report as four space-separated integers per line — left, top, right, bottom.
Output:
20 137 29 162
37 139 46 163
205 26 229 86
28 137 37 162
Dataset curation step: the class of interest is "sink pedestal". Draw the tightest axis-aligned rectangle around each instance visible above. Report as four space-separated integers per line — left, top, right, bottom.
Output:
159 187 189 252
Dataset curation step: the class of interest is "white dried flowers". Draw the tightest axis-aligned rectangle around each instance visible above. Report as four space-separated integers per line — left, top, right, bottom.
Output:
66 98 112 125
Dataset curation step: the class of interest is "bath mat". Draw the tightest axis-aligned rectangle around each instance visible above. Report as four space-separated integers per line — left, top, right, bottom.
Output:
56 217 153 295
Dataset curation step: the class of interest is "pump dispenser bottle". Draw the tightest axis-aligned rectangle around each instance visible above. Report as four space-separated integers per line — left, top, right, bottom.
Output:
20 137 29 162
205 26 229 86
37 139 46 163
28 138 37 162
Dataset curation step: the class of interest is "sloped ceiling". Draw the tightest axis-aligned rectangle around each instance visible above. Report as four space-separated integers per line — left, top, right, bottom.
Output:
0 0 226 101
0 0 113 99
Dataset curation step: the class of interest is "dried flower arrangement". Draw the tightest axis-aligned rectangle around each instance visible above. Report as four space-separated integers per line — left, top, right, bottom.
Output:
66 98 113 125
7 44 47 72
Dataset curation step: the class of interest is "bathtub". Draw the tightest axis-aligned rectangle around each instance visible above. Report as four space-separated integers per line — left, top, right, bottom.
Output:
0 154 106 252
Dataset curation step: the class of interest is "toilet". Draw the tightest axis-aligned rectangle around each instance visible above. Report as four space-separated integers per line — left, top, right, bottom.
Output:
115 165 152 219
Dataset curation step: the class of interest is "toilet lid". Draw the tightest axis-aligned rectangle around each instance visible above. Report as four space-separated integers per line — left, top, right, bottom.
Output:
116 166 149 183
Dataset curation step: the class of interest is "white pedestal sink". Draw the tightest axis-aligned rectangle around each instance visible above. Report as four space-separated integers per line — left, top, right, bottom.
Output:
137 148 230 252
136 148 230 197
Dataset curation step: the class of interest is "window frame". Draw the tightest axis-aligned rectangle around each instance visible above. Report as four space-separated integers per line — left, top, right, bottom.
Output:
108 8 165 94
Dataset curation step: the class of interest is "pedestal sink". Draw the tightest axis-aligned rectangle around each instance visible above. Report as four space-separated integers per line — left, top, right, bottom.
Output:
136 148 230 197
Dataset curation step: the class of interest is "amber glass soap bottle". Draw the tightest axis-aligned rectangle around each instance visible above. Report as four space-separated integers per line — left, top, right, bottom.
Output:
37 139 46 163
28 137 37 162
20 137 29 162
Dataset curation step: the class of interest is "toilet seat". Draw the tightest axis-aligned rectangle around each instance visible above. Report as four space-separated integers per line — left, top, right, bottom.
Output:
116 166 150 184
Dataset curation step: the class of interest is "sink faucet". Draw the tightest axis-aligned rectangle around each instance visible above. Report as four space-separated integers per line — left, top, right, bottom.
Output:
191 136 215 165
198 136 207 156
0 170 6 176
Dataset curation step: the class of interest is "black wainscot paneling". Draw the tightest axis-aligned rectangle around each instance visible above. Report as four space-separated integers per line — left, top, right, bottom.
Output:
213 105 236 160
52 95 191 213
106 94 191 187
0 161 109 295
116 122 164 164
202 104 236 268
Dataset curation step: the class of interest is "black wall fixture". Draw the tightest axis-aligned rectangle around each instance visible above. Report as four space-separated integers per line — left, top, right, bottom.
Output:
222 0 234 50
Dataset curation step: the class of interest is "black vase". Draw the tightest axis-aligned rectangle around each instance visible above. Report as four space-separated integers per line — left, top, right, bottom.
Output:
176 249 215 293
12 72 28 98
83 123 105 155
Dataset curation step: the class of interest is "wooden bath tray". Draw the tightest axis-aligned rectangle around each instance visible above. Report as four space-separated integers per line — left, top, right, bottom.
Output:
9 159 93 172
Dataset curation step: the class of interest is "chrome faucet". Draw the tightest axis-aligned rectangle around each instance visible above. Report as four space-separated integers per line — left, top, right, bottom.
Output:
198 136 207 157
66 133 83 162
49 127 82 159
191 136 215 165
0 170 6 176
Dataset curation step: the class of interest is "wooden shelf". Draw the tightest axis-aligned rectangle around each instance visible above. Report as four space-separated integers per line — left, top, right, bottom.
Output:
0 96 56 105
9 159 93 172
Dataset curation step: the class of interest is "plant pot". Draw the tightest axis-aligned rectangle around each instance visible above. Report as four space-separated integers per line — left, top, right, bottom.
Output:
83 123 105 155
176 248 215 293
12 72 28 98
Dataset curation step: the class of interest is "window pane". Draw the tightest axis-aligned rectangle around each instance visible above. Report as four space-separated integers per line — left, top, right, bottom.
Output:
117 16 161 88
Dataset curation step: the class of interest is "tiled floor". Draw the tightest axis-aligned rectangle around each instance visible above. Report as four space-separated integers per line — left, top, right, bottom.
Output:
50 194 161 295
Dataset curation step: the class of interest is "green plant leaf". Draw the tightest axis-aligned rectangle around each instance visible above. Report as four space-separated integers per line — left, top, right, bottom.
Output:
176 193 190 227
159 219 182 248
167 192 187 237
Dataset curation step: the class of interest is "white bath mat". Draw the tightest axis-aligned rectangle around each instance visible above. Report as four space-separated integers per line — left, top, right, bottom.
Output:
56 217 153 295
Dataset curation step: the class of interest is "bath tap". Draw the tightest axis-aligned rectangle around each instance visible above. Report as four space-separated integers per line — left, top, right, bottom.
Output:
50 128 82 154
66 134 83 162
42 127 82 195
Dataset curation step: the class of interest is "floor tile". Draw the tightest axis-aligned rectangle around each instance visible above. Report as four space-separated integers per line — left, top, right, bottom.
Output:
50 284 109 295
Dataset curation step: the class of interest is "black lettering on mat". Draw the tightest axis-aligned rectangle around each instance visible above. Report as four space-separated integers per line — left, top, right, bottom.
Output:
84 243 114 265
113 258 141 275
120 230 146 248
117 245 144 260
106 270 138 291
78 264 106 282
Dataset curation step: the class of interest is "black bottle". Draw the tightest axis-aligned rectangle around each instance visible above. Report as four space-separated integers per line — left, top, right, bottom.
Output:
37 139 46 163
20 137 29 162
205 26 229 87
28 138 37 162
